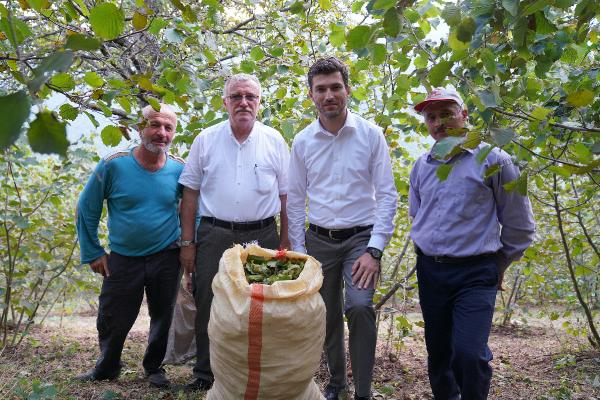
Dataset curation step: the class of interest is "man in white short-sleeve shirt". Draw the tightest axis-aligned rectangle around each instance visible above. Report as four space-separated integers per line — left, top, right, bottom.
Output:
178 73 290 391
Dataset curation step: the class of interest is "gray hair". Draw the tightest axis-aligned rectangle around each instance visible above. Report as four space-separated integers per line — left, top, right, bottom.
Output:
223 73 262 98
141 103 177 127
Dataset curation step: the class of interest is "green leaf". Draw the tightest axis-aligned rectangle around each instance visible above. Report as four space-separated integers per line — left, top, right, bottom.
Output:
566 90 594 107
480 48 496 75
448 31 469 52
370 43 387 65
0 16 33 49
484 164 501 179
490 127 516 146
428 60 453 87
319 0 332 10
414 54 428 69
27 111 69 156
522 0 551 16
0 91 31 150
64 34 101 50
101 125 122 147
240 60 255 73
383 8 401 37
501 0 519 16
441 5 461 26
431 136 465 160
148 18 168 35
372 0 396 11
531 106 552 120
456 17 476 43
28 50 74 92
548 165 572 178
72 0 90 16
49 72 75 90
146 97 160 111
250 46 265 61
346 25 371 50
84 71 104 88
169 0 186 11
132 11 148 30
436 164 453 181
89 3 125 40
165 28 185 43
59 103 79 121
289 1 305 14
503 174 528 195
571 143 592 164
329 24 346 47
513 17 527 49
476 144 494 163
477 90 498 108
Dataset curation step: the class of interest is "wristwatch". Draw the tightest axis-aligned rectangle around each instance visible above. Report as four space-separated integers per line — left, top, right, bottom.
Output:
366 247 383 260
178 238 195 247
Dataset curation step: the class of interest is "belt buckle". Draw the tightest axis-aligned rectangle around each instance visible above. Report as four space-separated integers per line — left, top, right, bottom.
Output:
433 255 444 263
328 229 341 240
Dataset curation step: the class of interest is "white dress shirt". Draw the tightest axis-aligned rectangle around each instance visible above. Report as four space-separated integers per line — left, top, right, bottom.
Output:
287 111 398 253
178 120 289 221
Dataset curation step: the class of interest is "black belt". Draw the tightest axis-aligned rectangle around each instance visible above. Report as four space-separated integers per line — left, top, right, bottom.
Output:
309 224 372 241
415 246 496 264
201 216 275 231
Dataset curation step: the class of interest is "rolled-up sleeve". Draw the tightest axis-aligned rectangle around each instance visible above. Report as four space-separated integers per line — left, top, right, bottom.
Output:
178 135 203 190
493 156 536 271
287 136 308 253
367 130 398 251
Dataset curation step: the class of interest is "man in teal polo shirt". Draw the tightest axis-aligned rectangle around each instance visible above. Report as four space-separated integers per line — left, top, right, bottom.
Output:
75 104 184 388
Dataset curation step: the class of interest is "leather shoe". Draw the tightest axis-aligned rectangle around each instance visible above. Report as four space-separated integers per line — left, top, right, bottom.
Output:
324 386 348 400
147 369 170 388
185 377 213 391
354 395 370 400
74 369 119 382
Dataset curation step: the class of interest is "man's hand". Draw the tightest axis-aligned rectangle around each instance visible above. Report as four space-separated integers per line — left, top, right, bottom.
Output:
498 270 506 291
90 254 110 277
351 252 380 289
180 245 196 274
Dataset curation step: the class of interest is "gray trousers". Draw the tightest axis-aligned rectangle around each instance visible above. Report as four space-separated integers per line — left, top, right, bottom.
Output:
305 228 376 397
192 221 279 381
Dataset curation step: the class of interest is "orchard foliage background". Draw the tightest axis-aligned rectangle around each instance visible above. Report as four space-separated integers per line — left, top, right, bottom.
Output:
0 0 598 353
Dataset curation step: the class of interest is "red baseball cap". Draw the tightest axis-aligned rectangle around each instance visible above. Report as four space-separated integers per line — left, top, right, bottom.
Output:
414 87 464 113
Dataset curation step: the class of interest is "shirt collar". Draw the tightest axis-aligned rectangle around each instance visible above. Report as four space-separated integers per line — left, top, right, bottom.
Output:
313 109 356 137
226 120 258 145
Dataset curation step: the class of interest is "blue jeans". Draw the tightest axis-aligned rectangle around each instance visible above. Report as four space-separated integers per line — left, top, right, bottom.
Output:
416 253 499 400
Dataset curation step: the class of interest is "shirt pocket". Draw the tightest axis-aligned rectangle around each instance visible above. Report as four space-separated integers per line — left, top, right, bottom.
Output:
453 185 487 219
254 165 277 194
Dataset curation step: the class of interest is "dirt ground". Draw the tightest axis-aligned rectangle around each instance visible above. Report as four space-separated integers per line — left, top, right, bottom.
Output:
0 306 598 400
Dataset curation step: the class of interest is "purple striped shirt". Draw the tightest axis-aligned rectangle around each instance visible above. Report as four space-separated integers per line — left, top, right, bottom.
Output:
408 143 535 271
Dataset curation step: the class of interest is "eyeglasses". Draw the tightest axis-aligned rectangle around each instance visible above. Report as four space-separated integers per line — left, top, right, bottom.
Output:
227 94 259 103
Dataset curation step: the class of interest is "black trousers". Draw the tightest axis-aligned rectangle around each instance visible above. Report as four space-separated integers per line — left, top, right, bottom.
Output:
94 247 181 377
417 254 499 400
192 222 279 381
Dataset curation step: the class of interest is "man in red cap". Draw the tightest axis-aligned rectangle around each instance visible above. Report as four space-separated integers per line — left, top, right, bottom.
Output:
409 87 535 399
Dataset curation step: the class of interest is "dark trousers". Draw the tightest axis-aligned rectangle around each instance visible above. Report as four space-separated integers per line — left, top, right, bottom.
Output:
192 221 279 381
94 247 181 377
305 229 376 397
416 254 499 400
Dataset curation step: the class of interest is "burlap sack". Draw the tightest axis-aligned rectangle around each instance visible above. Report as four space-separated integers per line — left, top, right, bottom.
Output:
206 244 326 400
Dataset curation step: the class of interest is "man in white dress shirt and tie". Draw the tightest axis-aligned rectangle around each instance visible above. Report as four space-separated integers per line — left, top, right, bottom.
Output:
287 57 398 400
178 73 290 391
